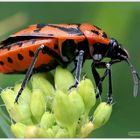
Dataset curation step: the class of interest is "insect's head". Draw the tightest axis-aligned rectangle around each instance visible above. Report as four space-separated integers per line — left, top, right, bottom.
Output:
108 38 140 97
108 38 129 61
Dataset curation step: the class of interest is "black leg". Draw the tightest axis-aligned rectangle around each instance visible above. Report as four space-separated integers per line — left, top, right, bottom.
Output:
91 63 102 98
69 50 85 89
15 45 66 103
92 61 109 98
92 61 113 103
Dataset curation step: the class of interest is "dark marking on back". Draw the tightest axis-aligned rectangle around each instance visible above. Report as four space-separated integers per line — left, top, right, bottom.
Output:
34 24 47 32
29 50 34 57
37 24 46 28
17 53 24 60
47 34 54 37
0 61 4 65
61 39 77 61
7 57 13 63
91 30 100 35
0 36 41 49
16 42 23 47
7 45 11 51
102 32 108 38
77 24 81 27
54 44 58 50
47 24 83 36
94 25 101 30
0 41 23 51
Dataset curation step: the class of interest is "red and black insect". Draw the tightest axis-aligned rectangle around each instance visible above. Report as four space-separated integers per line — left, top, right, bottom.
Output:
0 23 139 103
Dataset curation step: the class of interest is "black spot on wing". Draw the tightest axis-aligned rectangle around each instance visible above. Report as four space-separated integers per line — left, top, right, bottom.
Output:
0 36 40 47
7 57 13 63
34 24 47 32
37 24 46 28
29 50 34 57
47 24 83 36
93 25 101 30
102 32 108 38
17 53 24 60
47 34 54 37
0 41 23 51
91 30 100 35
16 42 23 47
0 61 4 65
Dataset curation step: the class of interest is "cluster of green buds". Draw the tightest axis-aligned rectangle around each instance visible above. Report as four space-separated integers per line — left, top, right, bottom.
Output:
1 66 113 138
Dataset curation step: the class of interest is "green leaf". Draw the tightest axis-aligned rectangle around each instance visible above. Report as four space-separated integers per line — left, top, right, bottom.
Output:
0 107 14 138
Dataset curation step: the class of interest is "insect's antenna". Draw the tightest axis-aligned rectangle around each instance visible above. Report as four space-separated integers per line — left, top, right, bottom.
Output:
126 58 140 97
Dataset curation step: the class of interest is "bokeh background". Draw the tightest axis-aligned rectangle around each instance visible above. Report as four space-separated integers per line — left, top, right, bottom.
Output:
0 2 140 138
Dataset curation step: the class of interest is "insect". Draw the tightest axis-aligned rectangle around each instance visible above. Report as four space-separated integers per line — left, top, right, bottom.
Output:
0 23 139 103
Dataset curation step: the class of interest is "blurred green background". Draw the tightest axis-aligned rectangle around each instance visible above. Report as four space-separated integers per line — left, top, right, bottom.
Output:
0 2 140 138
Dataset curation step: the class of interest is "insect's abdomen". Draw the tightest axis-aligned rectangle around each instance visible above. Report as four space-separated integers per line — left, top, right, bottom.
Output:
0 38 60 73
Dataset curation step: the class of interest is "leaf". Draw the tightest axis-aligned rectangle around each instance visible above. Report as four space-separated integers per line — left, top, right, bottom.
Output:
0 107 14 138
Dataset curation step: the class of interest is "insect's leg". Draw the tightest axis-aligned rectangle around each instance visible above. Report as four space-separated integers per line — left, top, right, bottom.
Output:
91 62 108 98
69 50 85 89
91 63 102 98
71 55 85 74
94 61 113 103
15 45 66 103
71 59 77 73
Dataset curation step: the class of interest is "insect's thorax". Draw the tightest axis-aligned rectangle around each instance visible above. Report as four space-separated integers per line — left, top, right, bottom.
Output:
58 38 91 62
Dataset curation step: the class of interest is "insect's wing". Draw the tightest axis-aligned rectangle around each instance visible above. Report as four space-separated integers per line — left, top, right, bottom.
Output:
0 24 85 46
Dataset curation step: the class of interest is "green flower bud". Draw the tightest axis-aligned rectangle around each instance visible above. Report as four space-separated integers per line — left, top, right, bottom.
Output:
55 66 74 93
80 122 94 138
53 90 85 137
31 73 55 110
31 73 55 97
24 125 50 138
11 122 27 138
30 89 46 123
40 112 56 129
93 102 112 129
1 88 33 125
1 89 15 110
77 79 96 116
55 128 69 138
